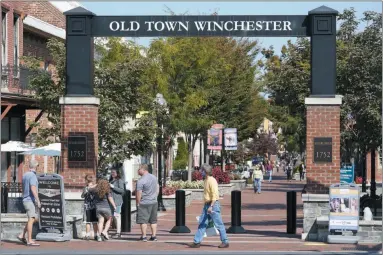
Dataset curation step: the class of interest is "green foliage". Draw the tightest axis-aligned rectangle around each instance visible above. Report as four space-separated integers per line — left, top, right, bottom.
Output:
166 180 204 189
21 39 65 146
259 8 382 158
173 137 188 170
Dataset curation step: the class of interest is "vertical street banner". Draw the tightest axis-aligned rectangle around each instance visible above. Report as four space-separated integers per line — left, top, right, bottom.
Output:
340 164 355 184
207 124 223 150
37 174 66 229
224 128 238 150
329 184 359 232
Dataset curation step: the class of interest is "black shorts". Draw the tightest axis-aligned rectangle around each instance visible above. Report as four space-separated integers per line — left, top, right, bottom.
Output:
84 208 97 223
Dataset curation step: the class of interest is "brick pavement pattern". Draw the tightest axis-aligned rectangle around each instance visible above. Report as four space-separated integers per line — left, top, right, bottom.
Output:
2 171 381 253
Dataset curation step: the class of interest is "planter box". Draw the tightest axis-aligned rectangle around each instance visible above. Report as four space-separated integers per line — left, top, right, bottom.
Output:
162 190 192 209
184 189 204 200
219 183 234 195
230 180 247 190
184 184 234 201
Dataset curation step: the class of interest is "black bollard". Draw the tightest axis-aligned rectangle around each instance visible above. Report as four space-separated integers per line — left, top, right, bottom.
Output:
287 191 296 234
170 190 191 233
121 189 131 232
227 190 246 233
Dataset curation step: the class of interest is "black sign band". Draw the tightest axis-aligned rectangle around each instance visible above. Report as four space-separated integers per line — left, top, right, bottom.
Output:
92 15 308 37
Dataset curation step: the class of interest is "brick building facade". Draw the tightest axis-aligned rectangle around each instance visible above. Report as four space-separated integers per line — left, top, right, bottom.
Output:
1 1 80 183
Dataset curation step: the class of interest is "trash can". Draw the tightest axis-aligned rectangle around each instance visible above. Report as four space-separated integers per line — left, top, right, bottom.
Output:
181 171 188 181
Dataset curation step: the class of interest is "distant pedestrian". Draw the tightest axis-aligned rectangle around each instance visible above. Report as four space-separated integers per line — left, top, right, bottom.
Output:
286 163 293 182
253 165 263 194
94 178 117 241
81 174 97 240
109 169 125 239
18 160 40 246
136 164 159 242
299 163 305 181
266 160 273 182
188 164 229 249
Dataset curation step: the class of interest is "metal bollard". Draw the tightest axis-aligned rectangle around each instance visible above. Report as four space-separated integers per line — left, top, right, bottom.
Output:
287 191 297 234
121 189 131 233
170 190 191 233
226 190 246 233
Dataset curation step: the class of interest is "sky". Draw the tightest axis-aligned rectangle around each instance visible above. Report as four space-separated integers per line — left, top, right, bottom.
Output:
82 1 381 53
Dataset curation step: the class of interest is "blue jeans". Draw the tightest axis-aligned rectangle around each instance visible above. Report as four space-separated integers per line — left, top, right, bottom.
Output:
268 171 272 182
193 201 228 244
253 178 261 193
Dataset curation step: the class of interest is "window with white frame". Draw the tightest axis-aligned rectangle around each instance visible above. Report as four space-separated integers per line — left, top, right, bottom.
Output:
13 14 19 68
1 11 7 67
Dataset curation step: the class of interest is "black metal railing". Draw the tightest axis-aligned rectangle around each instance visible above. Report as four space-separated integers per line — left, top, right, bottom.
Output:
1 64 50 96
1 182 24 213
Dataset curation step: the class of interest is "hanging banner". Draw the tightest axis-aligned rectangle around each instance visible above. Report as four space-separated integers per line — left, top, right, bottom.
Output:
207 124 223 150
329 184 359 232
224 128 237 150
340 164 354 184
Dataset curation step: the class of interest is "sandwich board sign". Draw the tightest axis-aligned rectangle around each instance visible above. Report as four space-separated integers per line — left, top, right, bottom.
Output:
36 174 71 241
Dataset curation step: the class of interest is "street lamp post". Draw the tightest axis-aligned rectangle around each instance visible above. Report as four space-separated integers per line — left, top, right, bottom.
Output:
155 93 167 212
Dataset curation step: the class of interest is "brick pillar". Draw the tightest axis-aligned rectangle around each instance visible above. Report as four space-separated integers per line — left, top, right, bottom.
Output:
305 97 342 194
59 97 99 192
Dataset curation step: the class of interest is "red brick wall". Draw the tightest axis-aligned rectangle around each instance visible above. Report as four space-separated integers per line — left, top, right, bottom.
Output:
61 105 98 191
306 105 341 193
366 150 382 183
1 1 65 181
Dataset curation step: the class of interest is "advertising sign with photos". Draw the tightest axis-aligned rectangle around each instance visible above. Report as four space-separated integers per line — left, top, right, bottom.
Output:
329 183 359 231
207 124 224 150
224 128 238 151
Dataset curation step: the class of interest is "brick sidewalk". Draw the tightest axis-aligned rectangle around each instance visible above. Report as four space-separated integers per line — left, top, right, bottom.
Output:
2 171 382 253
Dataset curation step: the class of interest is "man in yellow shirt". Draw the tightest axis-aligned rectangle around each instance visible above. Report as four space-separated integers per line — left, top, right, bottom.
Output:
188 164 229 249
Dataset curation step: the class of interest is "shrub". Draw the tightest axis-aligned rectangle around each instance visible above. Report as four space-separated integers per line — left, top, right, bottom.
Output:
167 180 204 189
173 137 188 169
192 170 203 181
212 167 230 184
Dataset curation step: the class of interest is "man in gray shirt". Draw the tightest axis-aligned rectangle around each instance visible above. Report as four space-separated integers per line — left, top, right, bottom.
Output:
18 160 41 246
136 164 159 242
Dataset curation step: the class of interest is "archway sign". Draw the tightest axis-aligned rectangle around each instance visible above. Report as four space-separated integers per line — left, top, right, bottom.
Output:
59 6 341 202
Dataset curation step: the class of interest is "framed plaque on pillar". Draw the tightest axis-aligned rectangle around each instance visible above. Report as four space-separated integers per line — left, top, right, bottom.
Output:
313 137 332 163
68 136 87 162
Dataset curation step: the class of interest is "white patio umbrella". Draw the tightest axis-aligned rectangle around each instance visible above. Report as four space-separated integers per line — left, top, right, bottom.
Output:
20 143 61 156
1 141 35 152
19 143 61 174
1 141 35 182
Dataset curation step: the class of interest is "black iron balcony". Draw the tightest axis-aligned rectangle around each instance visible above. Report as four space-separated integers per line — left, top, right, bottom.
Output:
1 64 49 96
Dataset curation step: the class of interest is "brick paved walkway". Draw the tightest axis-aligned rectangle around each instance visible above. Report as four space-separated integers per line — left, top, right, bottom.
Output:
2 171 382 254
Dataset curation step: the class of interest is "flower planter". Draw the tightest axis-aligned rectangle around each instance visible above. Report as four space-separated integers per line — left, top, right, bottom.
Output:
230 180 247 190
162 190 192 209
219 183 235 195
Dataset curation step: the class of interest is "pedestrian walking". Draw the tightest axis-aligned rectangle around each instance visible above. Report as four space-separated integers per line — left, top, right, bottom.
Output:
81 174 97 240
266 160 273 182
94 178 117 241
253 165 263 194
109 169 125 239
188 164 229 249
299 162 305 181
136 164 159 242
286 163 293 182
17 160 41 246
